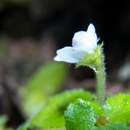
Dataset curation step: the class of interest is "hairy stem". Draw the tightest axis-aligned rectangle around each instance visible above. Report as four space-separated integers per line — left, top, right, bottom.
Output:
96 55 106 104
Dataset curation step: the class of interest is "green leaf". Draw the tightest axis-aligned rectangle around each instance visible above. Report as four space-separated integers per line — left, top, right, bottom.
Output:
28 89 96 129
0 116 7 127
91 101 105 117
20 62 68 116
17 122 30 130
104 93 130 123
93 123 130 130
0 116 12 130
64 99 97 130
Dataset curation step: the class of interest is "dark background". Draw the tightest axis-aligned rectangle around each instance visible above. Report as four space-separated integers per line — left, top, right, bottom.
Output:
0 0 130 70
0 0 130 128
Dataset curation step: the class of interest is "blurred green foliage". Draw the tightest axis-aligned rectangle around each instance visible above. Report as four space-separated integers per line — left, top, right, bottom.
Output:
104 93 130 124
26 89 96 129
93 123 130 130
21 62 68 116
0 116 12 130
19 90 130 130
16 61 130 130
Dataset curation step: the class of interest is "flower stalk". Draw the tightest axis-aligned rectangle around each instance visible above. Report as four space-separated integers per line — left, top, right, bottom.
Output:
96 53 106 104
78 44 106 104
54 23 106 104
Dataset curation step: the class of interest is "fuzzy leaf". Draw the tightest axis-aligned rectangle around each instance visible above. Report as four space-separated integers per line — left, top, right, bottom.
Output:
64 99 97 130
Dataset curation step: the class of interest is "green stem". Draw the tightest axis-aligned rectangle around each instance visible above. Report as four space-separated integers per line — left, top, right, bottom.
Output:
96 56 106 104
77 44 106 104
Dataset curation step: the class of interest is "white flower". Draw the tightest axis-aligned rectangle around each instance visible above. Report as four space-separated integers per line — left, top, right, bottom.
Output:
54 23 98 63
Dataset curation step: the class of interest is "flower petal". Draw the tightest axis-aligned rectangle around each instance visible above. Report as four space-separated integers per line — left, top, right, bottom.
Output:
86 23 98 44
87 23 95 35
72 23 98 53
54 47 85 63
